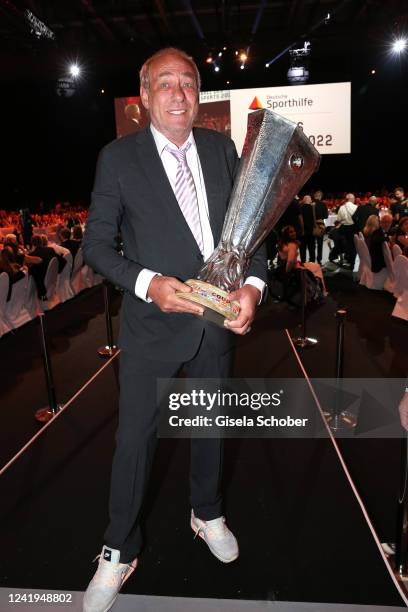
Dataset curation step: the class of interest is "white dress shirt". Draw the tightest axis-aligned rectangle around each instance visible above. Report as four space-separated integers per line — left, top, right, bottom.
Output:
337 202 357 226
135 124 265 302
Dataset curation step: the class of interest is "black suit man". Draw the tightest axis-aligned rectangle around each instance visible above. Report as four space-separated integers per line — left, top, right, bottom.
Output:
82 48 267 612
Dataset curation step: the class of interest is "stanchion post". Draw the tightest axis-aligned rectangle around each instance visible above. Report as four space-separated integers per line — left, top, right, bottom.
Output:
98 281 118 358
325 308 356 431
292 268 318 348
35 313 62 423
395 434 408 576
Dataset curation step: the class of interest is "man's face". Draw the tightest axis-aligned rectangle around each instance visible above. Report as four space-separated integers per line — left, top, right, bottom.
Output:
302 195 312 205
380 216 392 231
395 190 404 200
140 52 199 146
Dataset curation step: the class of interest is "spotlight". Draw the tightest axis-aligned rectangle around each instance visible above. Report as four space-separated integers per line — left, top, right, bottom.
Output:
69 64 81 78
371 69 376 75
214 65 220 73
265 62 270 68
287 41 311 84
205 54 213 64
101 89 105 93
235 50 239 56
240 64 245 70
239 52 247 62
223 46 227 51
392 38 407 53
324 12 331 24
218 52 222 57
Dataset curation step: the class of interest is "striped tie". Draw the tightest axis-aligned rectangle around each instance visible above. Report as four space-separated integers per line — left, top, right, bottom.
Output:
166 143 204 253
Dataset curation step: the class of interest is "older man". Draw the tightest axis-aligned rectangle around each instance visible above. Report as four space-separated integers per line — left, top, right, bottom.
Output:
369 213 393 273
352 195 379 234
82 48 266 612
337 193 357 269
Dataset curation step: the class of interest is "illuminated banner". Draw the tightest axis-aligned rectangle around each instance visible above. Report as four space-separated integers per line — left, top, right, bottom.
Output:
230 82 351 156
114 82 350 156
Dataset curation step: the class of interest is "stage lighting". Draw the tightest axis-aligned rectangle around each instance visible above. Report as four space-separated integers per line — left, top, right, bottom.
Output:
205 53 212 64
371 69 376 75
24 9 55 40
218 52 222 57
392 38 407 53
287 41 311 84
214 65 220 73
70 64 81 78
240 53 247 62
265 63 270 68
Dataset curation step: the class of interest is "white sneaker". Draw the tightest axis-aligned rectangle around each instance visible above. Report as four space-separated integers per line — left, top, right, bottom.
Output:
191 510 239 563
83 546 137 612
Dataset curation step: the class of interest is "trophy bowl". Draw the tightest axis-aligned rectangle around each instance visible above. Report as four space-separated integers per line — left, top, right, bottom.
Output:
178 108 321 327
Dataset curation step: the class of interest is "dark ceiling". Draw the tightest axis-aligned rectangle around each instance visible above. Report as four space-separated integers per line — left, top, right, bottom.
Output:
1 0 408 88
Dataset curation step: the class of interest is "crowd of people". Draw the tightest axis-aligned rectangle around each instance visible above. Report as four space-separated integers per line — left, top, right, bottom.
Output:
266 186 408 306
0 206 85 302
1 187 407 308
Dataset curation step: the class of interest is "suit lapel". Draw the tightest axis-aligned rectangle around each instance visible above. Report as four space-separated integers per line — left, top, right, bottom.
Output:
134 128 201 255
194 129 224 246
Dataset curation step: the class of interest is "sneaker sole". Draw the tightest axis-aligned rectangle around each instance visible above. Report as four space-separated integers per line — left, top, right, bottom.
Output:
85 559 137 612
190 520 239 563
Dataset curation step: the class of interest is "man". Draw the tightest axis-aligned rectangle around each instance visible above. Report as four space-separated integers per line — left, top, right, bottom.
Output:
352 195 379 234
311 190 328 264
299 195 315 263
394 187 408 221
337 193 357 269
59 227 80 259
369 213 393 273
82 48 266 612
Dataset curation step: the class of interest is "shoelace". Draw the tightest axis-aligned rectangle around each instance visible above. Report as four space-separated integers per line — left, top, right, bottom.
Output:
194 516 227 539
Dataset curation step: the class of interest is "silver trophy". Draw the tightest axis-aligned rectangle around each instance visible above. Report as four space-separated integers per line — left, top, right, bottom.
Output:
178 108 321 326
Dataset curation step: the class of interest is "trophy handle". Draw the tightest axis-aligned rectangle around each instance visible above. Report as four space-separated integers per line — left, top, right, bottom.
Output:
196 243 249 293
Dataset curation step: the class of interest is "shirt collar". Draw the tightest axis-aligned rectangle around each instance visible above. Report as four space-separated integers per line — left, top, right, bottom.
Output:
150 123 195 156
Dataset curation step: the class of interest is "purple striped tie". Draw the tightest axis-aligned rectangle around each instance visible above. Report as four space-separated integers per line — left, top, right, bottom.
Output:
166 143 204 253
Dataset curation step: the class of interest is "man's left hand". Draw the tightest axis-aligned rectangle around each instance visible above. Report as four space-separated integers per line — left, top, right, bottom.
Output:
224 284 261 335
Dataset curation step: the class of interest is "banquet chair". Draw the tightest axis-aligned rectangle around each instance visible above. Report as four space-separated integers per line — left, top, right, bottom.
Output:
0 272 12 337
71 248 86 295
57 252 74 303
392 244 403 258
392 255 408 321
42 257 60 311
382 242 395 295
5 273 32 328
353 234 388 290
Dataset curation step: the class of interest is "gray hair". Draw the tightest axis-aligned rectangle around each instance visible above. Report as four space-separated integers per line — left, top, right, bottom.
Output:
139 47 201 91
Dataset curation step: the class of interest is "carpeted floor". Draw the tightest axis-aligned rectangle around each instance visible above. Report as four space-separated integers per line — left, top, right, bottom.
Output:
0 275 407 608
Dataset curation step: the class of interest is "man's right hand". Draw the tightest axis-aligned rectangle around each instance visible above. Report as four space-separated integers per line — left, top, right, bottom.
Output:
147 275 204 315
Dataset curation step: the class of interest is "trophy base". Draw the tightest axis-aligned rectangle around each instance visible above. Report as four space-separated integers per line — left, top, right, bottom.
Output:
177 279 240 328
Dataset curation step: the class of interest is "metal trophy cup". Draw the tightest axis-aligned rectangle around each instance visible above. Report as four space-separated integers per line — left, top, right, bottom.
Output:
178 109 321 326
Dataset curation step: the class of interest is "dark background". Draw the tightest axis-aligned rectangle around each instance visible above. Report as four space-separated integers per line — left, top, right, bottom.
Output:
1 0 407 208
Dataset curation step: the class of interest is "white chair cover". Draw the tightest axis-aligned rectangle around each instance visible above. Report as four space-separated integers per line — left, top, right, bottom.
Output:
354 234 387 290
393 244 403 258
42 257 60 311
0 272 12 337
57 252 74 303
5 273 32 328
25 275 40 319
392 255 408 321
382 242 395 294
71 248 86 294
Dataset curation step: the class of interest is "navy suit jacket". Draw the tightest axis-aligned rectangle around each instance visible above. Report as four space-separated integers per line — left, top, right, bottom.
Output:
83 126 267 361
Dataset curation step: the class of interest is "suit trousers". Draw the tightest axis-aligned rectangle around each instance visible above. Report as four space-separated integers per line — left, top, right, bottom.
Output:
104 327 233 563
300 234 316 263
